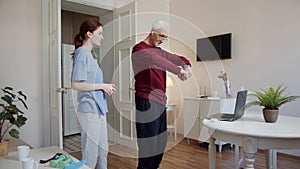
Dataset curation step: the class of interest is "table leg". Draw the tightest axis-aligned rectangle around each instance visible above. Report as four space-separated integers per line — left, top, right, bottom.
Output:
219 143 223 153
235 145 245 169
239 148 245 168
209 137 216 169
272 150 277 169
234 145 240 169
265 149 277 169
266 150 272 169
244 152 255 169
174 125 177 141
242 137 258 169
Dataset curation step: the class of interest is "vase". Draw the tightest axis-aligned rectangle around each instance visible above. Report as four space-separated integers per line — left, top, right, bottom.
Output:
262 108 279 123
0 140 10 157
224 80 231 98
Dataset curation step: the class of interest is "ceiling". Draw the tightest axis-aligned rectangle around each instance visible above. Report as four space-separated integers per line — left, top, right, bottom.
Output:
62 0 134 16
62 0 111 16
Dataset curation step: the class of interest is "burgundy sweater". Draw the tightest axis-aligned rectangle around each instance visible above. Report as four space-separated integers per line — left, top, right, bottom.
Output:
132 41 191 105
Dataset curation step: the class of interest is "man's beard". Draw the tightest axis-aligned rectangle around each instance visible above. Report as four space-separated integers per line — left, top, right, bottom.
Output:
154 41 162 47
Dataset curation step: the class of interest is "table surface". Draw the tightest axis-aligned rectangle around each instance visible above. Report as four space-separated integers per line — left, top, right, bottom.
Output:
203 113 300 138
0 146 90 169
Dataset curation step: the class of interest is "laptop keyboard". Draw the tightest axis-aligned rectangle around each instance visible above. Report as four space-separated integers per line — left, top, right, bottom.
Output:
221 113 233 119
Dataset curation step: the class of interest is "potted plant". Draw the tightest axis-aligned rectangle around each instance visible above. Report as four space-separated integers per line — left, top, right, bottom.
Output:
243 84 299 123
0 86 28 156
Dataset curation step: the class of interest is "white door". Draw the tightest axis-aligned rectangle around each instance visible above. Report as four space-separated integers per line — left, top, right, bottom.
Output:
113 2 137 149
48 0 63 148
62 44 80 136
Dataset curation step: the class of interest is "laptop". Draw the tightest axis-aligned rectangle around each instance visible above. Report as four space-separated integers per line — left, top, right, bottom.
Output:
207 90 248 122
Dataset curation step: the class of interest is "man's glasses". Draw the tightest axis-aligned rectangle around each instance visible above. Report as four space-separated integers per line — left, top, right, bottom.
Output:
153 31 168 39
158 33 168 39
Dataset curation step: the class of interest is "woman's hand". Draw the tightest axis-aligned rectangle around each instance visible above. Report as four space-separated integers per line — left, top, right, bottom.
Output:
71 81 117 96
102 84 117 96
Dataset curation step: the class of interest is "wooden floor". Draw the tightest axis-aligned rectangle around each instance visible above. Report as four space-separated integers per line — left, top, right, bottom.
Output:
70 137 300 169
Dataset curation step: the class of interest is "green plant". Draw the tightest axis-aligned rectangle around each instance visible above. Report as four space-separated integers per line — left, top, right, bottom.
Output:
0 86 28 142
243 84 300 110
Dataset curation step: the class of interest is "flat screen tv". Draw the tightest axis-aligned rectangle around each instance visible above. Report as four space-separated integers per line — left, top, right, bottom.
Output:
196 33 232 62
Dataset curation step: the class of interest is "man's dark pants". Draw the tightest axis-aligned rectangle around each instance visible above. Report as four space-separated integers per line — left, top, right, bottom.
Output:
135 96 167 169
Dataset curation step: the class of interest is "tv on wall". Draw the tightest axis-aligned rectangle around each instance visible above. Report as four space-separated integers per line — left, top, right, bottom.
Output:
196 33 232 62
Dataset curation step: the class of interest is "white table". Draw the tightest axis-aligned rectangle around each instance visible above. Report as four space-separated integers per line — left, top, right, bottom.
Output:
203 114 300 169
0 146 90 169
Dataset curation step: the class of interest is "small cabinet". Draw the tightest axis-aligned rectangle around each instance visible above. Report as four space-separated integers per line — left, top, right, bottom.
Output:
183 99 201 141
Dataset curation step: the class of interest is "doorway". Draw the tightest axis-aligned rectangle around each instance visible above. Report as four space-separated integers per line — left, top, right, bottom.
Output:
43 0 137 152
60 1 115 152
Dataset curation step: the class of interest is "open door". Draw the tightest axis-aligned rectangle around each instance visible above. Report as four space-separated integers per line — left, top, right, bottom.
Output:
113 2 137 149
62 44 80 136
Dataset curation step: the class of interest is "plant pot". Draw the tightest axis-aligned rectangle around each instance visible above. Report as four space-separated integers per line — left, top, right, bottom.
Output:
263 108 279 123
0 140 10 157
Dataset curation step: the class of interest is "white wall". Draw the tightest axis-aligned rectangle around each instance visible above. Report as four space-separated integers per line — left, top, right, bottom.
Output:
0 0 43 147
136 0 170 44
169 0 300 156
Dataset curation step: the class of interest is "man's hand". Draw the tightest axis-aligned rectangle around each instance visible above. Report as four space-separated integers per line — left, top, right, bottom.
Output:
177 65 192 81
183 65 192 78
178 68 189 81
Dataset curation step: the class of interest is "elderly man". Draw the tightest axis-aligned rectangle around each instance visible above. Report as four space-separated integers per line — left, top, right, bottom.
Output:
131 20 192 169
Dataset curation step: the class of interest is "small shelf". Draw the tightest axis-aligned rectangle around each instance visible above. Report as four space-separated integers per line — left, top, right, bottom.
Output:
167 124 175 128
166 104 177 140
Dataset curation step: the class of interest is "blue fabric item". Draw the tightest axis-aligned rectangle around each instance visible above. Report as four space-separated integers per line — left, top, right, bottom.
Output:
71 47 108 115
64 160 87 169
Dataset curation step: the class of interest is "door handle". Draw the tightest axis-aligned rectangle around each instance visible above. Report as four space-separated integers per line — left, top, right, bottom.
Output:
128 87 135 99
53 87 71 94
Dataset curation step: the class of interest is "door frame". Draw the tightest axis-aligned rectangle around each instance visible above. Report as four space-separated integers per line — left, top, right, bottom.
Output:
41 0 51 146
42 0 62 147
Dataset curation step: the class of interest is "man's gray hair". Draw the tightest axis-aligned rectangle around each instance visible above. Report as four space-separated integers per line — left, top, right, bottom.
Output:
151 20 170 32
